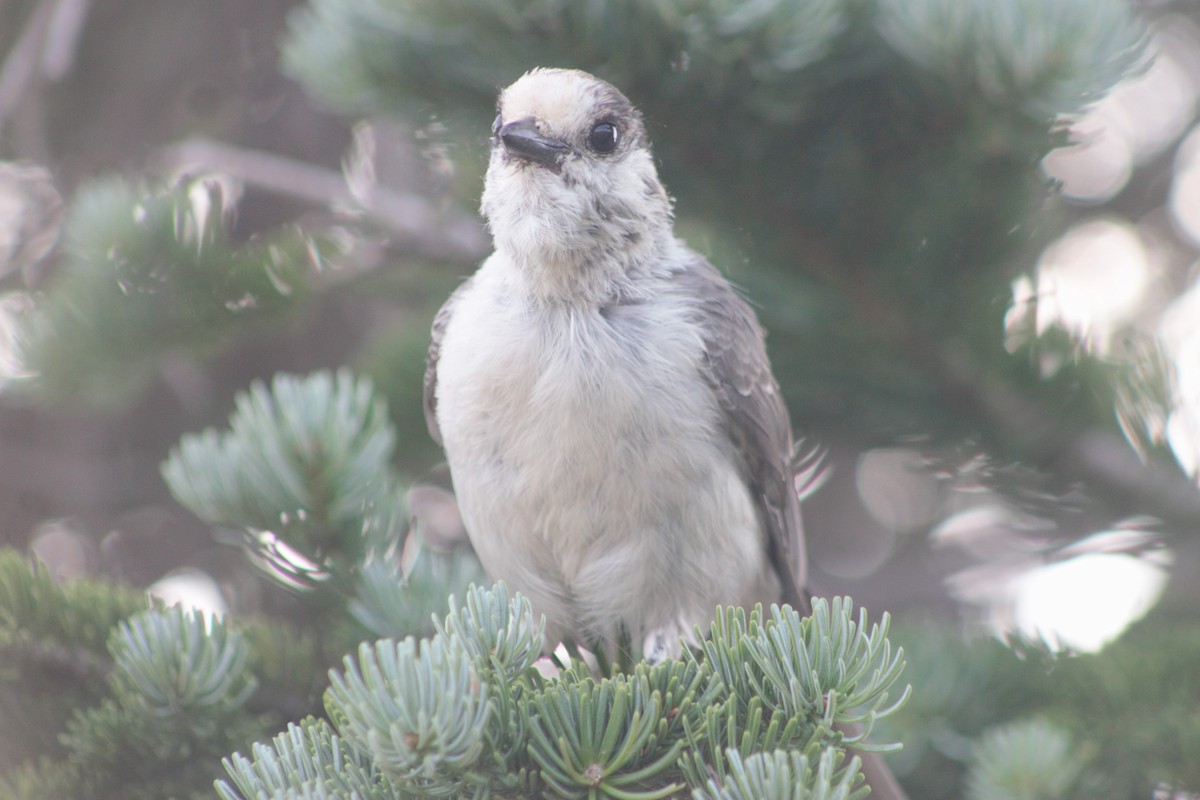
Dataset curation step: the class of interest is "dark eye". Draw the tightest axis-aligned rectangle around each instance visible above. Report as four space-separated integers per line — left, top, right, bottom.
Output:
491 115 502 138
588 121 619 153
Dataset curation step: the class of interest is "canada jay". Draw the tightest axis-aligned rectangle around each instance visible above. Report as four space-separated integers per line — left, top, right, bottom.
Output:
425 68 809 659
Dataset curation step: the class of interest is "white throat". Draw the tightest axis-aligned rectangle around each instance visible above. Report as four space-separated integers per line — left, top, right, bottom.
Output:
480 150 674 307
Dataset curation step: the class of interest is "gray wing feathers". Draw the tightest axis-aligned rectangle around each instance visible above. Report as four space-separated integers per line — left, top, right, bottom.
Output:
423 278 473 447
676 256 809 611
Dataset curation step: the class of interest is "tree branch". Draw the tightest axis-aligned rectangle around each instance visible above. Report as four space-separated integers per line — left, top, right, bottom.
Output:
157 138 490 264
789 223 1200 535
0 0 58 127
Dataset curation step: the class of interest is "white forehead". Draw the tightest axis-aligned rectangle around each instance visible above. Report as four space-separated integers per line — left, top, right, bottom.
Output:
499 68 615 133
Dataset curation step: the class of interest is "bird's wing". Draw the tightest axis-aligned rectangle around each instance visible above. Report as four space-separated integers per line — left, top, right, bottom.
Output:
423 277 475 446
675 256 810 612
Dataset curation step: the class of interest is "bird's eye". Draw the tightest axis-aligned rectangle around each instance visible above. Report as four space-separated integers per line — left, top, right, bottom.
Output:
491 115 502 138
588 121 619 154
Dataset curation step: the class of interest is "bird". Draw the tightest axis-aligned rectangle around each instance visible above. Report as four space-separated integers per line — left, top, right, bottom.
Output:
424 67 809 663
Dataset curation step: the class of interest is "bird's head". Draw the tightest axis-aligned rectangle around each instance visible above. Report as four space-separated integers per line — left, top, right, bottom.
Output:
480 68 674 294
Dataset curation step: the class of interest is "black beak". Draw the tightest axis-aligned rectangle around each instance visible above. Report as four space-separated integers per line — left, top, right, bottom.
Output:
499 118 570 168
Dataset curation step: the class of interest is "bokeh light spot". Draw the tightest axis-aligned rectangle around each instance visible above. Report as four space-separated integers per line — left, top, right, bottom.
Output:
1013 552 1169 652
1035 219 1150 352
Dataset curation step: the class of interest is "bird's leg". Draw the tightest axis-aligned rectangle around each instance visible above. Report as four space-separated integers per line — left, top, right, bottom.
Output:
613 625 636 675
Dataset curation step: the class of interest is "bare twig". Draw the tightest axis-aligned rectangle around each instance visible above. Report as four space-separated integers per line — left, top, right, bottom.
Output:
0 0 58 126
158 138 489 264
938 342 1200 533
39 0 91 81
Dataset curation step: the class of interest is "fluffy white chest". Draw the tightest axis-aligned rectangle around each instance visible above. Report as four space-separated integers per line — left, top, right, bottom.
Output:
434 261 771 648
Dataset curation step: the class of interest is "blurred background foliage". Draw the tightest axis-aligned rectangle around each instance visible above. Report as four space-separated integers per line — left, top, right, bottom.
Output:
1 0 1199 797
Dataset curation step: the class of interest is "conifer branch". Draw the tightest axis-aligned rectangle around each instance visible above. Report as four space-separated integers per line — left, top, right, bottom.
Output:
162 370 406 590
217 586 910 800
